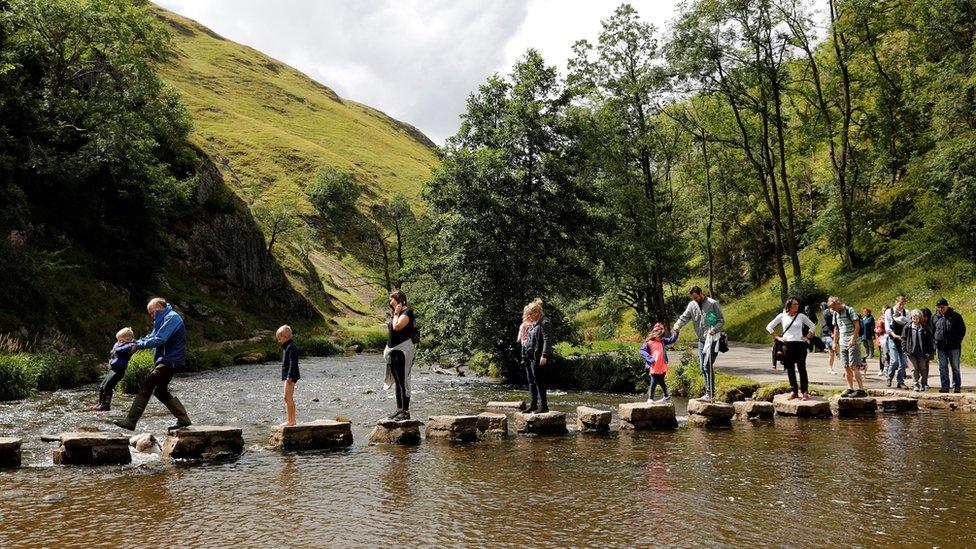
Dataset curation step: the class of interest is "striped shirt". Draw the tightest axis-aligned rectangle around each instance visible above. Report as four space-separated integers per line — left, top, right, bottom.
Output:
834 305 860 347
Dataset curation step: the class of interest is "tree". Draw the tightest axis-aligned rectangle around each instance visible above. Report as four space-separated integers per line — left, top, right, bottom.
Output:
305 165 360 222
253 180 311 254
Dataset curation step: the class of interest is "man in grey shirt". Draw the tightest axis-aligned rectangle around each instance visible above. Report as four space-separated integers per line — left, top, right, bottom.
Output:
673 286 725 399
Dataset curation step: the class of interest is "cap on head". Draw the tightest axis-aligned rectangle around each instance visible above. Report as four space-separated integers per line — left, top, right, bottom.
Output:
936 297 949 307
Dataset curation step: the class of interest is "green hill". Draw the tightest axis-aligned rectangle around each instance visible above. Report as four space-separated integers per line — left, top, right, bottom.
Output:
151 6 439 317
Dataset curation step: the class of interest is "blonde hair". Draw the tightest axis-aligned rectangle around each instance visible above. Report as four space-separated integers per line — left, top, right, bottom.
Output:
276 325 293 339
116 327 135 342
524 298 543 320
649 324 666 340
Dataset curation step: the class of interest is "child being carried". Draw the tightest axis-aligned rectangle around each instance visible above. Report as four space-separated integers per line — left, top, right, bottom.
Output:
88 327 137 412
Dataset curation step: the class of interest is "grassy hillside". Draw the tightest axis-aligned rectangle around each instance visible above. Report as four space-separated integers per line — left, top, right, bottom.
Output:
151 6 439 318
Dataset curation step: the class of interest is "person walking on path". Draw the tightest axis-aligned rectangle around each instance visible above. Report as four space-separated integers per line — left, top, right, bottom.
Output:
114 298 192 431
860 308 876 365
830 296 866 398
674 286 725 400
885 295 910 389
902 310 935 392
383 290 417 420
932 298 967 393
520 298 553 413
820 302 837 375
766 297 816 400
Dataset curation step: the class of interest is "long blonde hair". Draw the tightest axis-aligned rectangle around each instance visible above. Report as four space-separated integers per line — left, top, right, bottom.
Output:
524 298 543 321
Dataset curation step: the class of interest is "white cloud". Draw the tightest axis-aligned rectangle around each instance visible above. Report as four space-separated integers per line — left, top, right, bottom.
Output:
153 1 689 143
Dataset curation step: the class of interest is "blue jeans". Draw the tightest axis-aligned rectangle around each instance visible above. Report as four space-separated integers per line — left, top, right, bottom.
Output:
937 348 962 391
698 340 719 397
886 338 906 385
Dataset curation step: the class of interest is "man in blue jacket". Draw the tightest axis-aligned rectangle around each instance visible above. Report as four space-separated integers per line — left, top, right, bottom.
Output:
115 297 193 431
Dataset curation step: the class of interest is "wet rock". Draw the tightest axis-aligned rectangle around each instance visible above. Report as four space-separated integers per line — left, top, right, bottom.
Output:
0 437 22 468
53 432 131 466
163 426 244 460
425 415 479 442
867 389 963 410
269 420 353 450
367 419 422 445
486 401 525 411
687 399 734 427
733 400 774 420
829 395 877 417
514 411 568 435
618 401 678 430
129 433 160 454
576 406 612 434
476 413 509 440
876 397 918 413
772 394 832 418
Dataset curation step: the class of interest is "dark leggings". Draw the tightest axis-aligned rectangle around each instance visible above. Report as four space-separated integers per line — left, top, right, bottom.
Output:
138 362 175 402
524 358 547 408
782 342 809 394
389 350 409 411
98 368 125 407
649 373 668 399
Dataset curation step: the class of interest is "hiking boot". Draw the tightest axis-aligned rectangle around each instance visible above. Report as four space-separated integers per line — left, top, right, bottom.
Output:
113 394 149 431
162 396 192 432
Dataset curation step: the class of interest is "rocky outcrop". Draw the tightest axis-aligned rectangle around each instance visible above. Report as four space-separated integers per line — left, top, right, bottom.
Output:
53 432 131 466
576 406 612 434
618 402 678 430
829 395 877 417
476 413 509 440
368 419 422 445
163 425 244 460
0 437 22 467
773 394 832 417
425 415 479 442
514 412 568 435
269 420 353 450
687 399 735 427
733 400 775 420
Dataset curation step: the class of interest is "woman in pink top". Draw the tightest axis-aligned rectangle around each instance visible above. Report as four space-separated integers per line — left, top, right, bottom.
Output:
640 323 679 402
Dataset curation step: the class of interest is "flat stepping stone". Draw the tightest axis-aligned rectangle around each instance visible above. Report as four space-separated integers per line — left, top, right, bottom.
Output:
830 395 878 417
733 400 774 420
476 413 509 440
687 399 734 427
618 401 677 430
425 415 479 442
0 437 23 468
867 389 965 410
514 411 568 435
163 425 244 460
773 394 832 418
53 432 131 466
876 396 918 413
368 419 422 445
269 420 353 450
576 406 612 434
486 401 525 411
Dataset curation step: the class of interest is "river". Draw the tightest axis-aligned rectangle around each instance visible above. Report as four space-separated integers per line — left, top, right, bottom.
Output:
1 353 974 547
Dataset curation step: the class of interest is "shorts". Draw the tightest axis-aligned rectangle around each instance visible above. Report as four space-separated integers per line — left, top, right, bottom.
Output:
838 345 861 369
822 336 834 351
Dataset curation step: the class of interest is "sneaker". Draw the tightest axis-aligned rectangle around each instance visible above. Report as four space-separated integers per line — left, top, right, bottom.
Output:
524 404 538 414
787 392 798 400
401 411 411 420
896 383 909 390
886 379 892 387
921 386 928 392
828 369 837 375
876 370 885 377
911 384 920 392
854 390 868 398
662 396 672 402
387 410 401 420
939 388 949 394
537 407 549 414
647 398 654 403
840 389 854 398
953 388 962 394
801 393 810 401
701 394 712 401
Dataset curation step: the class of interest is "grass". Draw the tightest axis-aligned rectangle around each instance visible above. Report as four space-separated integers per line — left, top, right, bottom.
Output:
0 354 101 401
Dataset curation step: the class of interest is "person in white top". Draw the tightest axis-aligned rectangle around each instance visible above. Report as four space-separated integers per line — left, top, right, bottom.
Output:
766 296 816 400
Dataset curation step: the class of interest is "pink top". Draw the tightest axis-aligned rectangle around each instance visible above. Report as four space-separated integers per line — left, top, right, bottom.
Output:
646 340 667 374
516 321 530 344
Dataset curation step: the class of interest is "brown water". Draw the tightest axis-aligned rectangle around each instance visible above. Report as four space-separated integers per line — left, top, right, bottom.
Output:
1 354 974 548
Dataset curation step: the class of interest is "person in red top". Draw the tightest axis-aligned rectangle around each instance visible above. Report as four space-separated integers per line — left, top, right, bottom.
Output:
639 323 680 402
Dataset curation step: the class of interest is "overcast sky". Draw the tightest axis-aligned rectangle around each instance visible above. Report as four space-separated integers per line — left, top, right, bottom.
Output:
153 1 688 144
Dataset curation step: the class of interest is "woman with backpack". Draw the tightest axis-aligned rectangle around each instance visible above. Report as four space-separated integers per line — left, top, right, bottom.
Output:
766 296 817 400
519 298 553 413
383 289 417 420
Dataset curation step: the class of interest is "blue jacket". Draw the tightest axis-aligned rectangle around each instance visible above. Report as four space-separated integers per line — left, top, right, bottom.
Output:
639 332 680 366
109 341 137 372
136 304 187 366
280 339 300 382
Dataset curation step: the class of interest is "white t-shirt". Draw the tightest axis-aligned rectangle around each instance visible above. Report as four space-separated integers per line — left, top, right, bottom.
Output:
766 312 816 342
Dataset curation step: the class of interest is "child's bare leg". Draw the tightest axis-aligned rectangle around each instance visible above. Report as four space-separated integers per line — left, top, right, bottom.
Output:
281 380 297 426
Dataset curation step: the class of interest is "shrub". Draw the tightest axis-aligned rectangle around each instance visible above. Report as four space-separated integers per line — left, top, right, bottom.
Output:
29 355 87 391
303 336 343 357
306 165 360 220
120 351 155 395
0 355 36 400
548 350 646 393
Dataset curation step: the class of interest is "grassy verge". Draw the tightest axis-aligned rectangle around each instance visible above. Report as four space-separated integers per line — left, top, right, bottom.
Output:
0 354 101 400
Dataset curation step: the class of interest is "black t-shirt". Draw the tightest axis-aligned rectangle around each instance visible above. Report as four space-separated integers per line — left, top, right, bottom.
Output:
387 307 415 347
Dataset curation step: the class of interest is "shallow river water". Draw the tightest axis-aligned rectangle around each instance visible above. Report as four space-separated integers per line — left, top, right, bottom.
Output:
1 353 975 548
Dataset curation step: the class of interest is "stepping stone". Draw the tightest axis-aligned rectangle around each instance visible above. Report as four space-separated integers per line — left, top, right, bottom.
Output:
733 400 774 420
576 406 612 434
269 420 353 451
0 437 22 468
829 395 877 417
163 426 244 460
486 401 525 411
476 413 509 440
514 411 568 435
773 394 832 418
367 419 422 445
876 397 918 413
618 401 678 430
868 389 964 410
687 398 735 427
425 415 479 442
53 432 131 466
